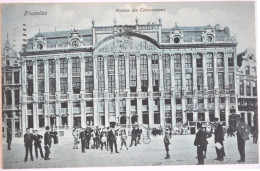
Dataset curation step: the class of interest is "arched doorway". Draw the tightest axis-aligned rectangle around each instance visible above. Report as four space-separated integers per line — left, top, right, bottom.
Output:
131 115 138 124
5 89 12 105
120 116 126 124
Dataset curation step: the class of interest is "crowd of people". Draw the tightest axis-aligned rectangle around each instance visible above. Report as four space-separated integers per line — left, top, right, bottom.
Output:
71 126 143 154
4 115 257 165
23 126 58 162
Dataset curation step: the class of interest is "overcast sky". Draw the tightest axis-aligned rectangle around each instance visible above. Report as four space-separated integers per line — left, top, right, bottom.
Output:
1 1 256 53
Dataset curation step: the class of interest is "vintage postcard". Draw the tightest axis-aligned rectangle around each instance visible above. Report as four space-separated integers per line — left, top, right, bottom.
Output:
1 1 259 169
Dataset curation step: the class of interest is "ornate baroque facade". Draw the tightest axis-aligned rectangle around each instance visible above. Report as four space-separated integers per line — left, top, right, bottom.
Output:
18 19 238 132
237 48 257 127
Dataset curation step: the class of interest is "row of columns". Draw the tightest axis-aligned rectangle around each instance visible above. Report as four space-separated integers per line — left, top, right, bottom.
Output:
20 51 235 132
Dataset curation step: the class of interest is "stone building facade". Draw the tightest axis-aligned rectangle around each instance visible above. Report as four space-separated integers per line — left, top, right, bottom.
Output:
2 36 22 137
19 19 238 132
237 48 257 127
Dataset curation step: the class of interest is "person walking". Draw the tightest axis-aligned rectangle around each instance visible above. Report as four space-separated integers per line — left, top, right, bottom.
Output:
137 128 142 144
252 126 258 144
85 128 91 149
44 126 52 160
94 128 100 149
79 128 86 153
120 129 128 150
33 130 44 159
6 128 12 150
72 128 79 149
194 123 207 165
163 128 171 159
100 129 107 150
214 118 225 161
129 127 137 147
236 117 251 163
107 127 119 154
24 128 34 162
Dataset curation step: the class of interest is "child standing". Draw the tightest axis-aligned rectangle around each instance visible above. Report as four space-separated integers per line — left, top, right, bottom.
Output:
120 129 128 150
163 128 171 159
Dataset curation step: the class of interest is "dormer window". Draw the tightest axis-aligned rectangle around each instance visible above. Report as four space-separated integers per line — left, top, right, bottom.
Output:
70 39 80 48
173 36 181 44
206 35 213 43
6 60 10 66
37 43 43 50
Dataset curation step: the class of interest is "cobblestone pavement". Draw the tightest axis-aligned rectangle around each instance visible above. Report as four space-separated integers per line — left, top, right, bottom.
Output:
2 134 259 169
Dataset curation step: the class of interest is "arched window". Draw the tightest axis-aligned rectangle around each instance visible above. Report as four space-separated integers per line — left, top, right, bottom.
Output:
5 89 12 105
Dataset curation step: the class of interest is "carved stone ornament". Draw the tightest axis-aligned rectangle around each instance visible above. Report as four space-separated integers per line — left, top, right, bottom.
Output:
97 36 157 52
175 92 181 98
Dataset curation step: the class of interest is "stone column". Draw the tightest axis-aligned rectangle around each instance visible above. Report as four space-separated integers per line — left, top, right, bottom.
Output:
213 52 220 120
114 55 120 123
181 53 187 123
103 55 109 127
43 59 49 127
80 56 86 128
224 52 230 126
68 100 73 128
170 54 176 127
125 54 130 128
159 54 164 91
93 54 99 126
136 54 141 92
202 53 209 122
137 98 142 125
192 53 198 121
11 113 15 137
67 58 73 93
148 54 154 126
33 59 38 129
125 54 130 92
21 60 27 132
55 58 61 127
160 97 165 127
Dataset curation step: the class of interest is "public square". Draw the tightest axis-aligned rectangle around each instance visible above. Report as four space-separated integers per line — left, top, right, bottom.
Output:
2 131 259 169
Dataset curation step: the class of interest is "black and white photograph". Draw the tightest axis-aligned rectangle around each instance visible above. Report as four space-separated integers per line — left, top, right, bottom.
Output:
1 0 259 169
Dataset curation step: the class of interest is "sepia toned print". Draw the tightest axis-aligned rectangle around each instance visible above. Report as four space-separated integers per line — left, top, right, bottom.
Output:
1 1 258 169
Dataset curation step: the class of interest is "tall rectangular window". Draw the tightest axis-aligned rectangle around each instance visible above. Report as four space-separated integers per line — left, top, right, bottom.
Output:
38 79 44 96
37 60 44 74
108 56 115 92
217 53 224 67
60 78 68 94
27 79 33 96
206 53 213 67
48 60 55 74
85 57 93 72
218 72 224 90
85 76 94 93
185 54 192 68
152 55 159 92
118 56 126 92
186 73 192 91
72 58 80 73
197 73 203 91
98 56 105 93
207 72 214 90
174 54 181 68
163 54 171 91
14 72 19 84
6 72 12 84
228 72 234 89
60 58 68 74
240 80 244 95
14 90 19 105
246 81 251 96
72 77 80 94
196 54 202 68
26 61 33 74
141 55 148 92
49 78 56 95
228 53 234 67
129 55 136 92
175 73 182 92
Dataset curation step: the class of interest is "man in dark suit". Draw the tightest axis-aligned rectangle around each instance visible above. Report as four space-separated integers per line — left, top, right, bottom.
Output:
107 127 119 154
85 128 91 149
79 128 86 153
24 128 34 162
194 123 207 165
33 130 44 159
214 118 225 161
236 117 251 162
129 127 137 147
44 126 52 160
137 128 142 144
6 128 12 150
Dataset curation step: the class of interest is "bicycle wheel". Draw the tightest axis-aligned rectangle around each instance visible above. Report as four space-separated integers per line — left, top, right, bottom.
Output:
143 135 151 144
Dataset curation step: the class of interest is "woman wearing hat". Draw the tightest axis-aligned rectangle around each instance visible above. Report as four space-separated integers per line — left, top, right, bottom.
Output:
163 128 171 159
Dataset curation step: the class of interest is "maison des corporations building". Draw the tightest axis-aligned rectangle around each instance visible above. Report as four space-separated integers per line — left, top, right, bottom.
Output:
20 19 238 132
